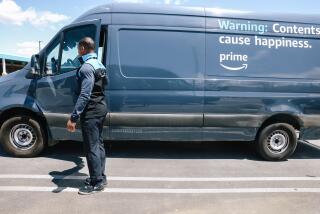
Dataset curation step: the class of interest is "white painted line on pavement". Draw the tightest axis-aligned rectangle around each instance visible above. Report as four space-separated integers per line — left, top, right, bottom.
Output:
107 177 320 182
0 174 319 182
0 174 86 180
1 186 320 194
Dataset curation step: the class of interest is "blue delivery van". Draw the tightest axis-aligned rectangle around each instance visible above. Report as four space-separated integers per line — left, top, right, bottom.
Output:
1 3 320 161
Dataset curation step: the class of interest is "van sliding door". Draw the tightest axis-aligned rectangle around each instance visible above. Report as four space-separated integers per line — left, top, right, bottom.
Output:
107 22 205 141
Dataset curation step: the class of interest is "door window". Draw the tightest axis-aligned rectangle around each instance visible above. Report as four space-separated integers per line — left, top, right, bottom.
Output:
60 25 97 73
45 38 60 75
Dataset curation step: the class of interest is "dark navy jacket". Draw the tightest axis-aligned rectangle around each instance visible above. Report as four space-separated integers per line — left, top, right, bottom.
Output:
70 53 108 123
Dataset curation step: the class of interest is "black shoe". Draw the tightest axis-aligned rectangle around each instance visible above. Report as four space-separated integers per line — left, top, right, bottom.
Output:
78 183 105 195
84 178 107 186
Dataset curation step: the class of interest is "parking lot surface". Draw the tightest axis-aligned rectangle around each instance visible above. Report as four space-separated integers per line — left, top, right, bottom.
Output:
0 140 320 214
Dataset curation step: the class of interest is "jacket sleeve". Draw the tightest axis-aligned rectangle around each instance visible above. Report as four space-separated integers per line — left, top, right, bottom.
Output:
70 64 95 123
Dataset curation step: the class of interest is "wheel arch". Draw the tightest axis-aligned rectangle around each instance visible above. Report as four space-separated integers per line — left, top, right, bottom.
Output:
256 113 302 140
0 107 52 146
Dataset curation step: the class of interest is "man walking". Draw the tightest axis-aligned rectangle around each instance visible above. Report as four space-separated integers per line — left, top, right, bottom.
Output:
67 37 108 195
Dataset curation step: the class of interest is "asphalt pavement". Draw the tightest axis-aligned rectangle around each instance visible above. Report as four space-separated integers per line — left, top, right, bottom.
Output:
0 140 320 214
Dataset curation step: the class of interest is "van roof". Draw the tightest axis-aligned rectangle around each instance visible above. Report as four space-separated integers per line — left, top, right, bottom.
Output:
75 3 320 25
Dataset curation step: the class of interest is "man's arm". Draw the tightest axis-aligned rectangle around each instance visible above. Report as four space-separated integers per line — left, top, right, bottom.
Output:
70 64 95 123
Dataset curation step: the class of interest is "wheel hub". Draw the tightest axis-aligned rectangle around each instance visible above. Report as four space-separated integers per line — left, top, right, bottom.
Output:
267 130 289 154
9 124 36 150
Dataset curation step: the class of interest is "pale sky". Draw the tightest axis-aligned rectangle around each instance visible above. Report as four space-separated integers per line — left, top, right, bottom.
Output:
1 0 320 57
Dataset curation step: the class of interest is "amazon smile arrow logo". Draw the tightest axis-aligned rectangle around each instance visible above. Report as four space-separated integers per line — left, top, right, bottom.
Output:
220 63 248 71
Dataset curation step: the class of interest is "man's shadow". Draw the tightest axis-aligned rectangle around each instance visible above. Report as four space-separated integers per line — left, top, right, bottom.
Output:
48 157 85 193
44 141 89 193
44 141 112 193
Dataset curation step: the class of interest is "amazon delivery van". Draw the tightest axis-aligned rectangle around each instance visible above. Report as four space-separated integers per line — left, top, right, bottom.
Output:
1 3 320 161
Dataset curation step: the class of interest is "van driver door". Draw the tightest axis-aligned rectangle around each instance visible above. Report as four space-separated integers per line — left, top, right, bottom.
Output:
35 20 102 141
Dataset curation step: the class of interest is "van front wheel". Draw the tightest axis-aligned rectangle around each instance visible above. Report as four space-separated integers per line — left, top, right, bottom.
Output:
256 123 297 161
0 116 46 158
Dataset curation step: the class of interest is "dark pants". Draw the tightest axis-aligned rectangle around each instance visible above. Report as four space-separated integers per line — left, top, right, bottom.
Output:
80 116 106 186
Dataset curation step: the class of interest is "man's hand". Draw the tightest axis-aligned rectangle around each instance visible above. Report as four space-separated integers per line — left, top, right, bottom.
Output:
67 120 76 132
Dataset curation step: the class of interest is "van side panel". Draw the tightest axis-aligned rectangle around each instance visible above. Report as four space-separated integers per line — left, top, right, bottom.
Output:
204 17 320 141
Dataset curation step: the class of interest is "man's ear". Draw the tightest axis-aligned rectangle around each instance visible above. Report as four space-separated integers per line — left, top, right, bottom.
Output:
78 46 84 53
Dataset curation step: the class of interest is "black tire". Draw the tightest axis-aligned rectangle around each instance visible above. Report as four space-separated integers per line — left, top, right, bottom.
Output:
0 116 46 158
256 123 297 161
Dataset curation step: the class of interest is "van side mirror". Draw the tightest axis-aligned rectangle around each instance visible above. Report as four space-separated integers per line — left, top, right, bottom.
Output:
27 54 41 79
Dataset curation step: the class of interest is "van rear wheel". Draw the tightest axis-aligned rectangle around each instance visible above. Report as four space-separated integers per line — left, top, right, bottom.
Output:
256 123 297 161
0 116 46 157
